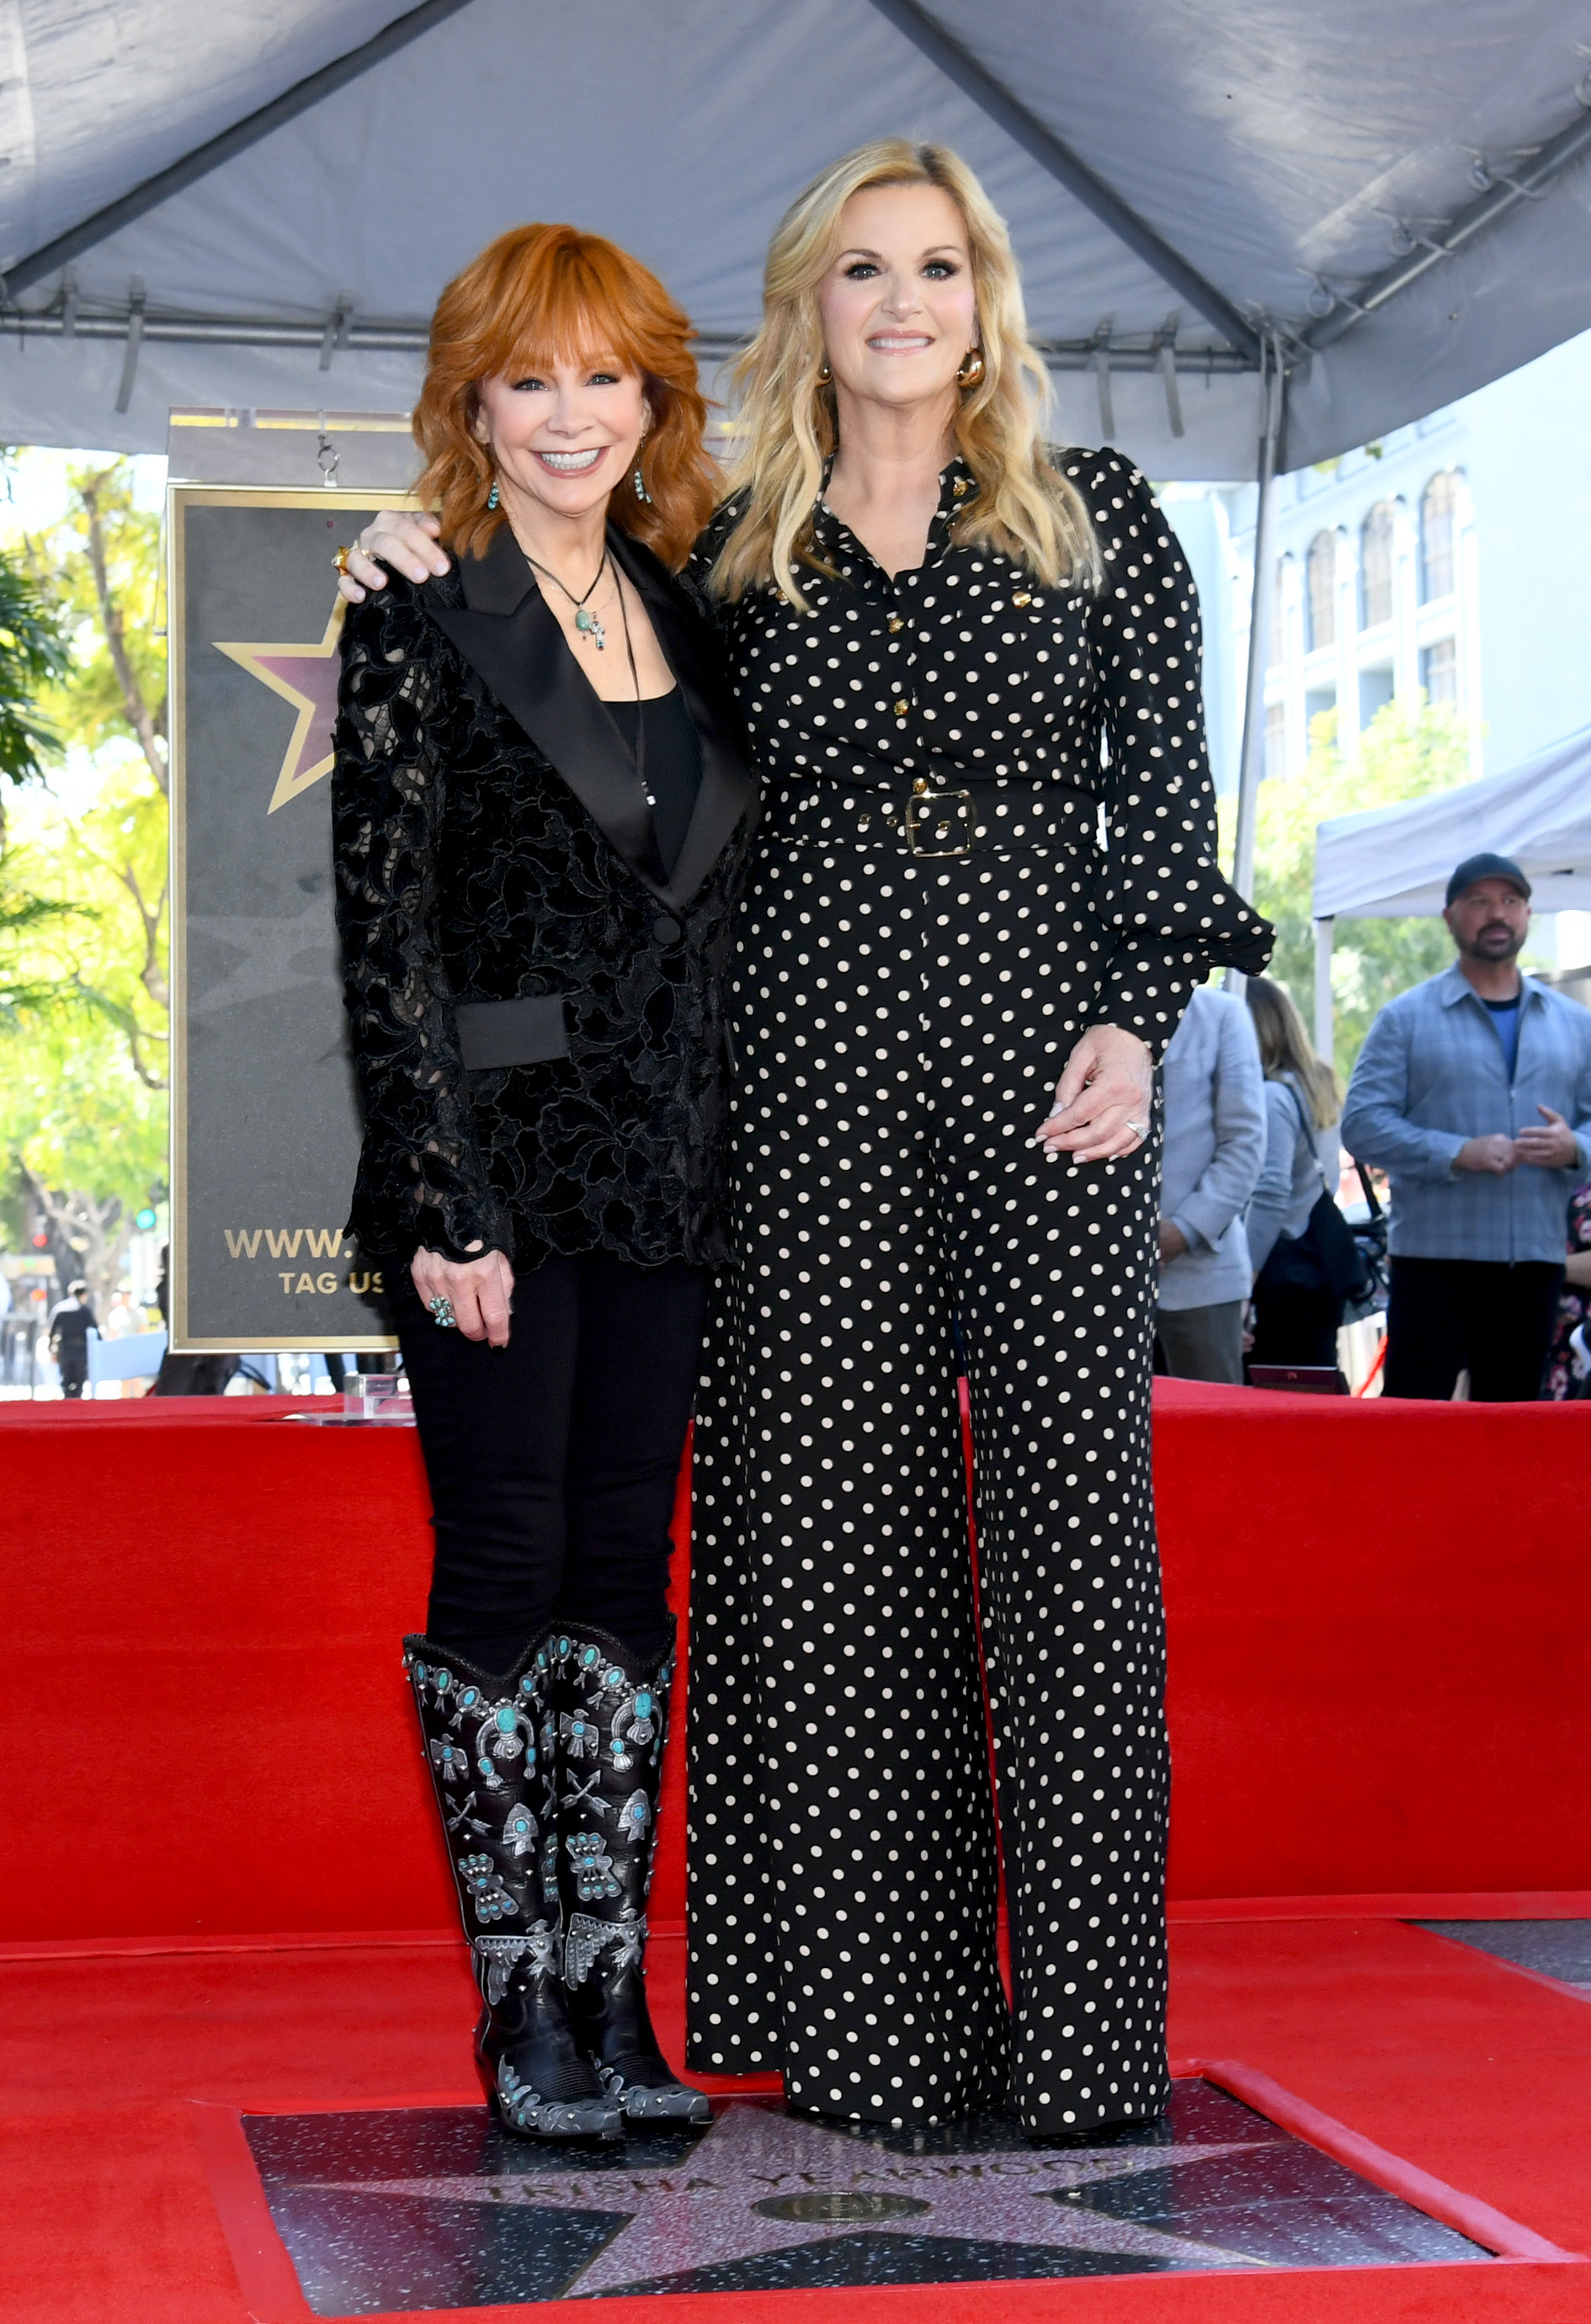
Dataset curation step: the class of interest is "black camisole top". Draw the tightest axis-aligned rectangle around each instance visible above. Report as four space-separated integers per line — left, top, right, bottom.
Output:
608 689 703 877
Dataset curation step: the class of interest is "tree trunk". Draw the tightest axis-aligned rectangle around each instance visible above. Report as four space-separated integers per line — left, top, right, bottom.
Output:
78 471 168 796
24 1173 136 1325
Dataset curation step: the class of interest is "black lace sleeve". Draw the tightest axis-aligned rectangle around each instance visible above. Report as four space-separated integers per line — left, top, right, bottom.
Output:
333 578 512 1265
1072 449 1273 1056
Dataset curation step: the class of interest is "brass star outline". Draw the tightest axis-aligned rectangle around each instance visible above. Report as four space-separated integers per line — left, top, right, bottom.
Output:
213 598 347 815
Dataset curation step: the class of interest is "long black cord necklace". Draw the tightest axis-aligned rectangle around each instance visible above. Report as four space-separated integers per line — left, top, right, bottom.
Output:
524 544 653 811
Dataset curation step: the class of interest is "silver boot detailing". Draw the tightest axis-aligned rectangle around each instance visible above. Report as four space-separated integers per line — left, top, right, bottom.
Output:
406 1635 622 2141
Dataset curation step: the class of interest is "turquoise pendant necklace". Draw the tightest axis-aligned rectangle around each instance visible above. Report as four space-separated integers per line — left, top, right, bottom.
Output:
524 546 609 649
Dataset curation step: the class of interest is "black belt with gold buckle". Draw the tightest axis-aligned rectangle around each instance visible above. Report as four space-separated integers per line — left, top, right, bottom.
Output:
903 781 978 858
780 778 1096 859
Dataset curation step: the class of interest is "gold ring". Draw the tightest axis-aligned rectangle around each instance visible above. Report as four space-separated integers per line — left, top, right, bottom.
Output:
333 545 353 577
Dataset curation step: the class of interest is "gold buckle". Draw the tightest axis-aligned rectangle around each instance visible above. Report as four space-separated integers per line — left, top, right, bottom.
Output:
903 783 976 858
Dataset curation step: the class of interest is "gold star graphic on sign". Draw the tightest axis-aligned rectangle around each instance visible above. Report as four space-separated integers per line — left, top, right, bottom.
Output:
214 598 347 814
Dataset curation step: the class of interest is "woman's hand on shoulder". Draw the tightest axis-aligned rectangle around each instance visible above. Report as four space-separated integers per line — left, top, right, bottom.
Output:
411 1244 515 1348
1036 1024 1153 1164
337 512 452 604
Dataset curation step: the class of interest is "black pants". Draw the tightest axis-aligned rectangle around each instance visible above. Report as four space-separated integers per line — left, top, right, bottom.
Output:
1384 1258 1564 1401
1250 1282 1343 1369
57 1355 88 1399
396 1252 709 1673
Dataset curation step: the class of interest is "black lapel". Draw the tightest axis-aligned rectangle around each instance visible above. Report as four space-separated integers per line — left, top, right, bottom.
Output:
426 524 669 897
606 528 759 912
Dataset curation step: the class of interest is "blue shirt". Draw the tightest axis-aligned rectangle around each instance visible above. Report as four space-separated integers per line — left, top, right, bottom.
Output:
1341 962 1591 1263
1483 993 1522 1079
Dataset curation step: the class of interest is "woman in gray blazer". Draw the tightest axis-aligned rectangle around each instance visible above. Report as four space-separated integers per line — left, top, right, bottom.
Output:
1245 976 1343 1366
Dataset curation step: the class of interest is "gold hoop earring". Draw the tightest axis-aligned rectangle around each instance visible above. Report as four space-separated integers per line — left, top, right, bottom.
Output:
817 359 832 385
957 348 986 388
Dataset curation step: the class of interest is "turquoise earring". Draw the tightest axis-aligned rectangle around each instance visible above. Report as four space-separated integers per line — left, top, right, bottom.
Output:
487 481 499 510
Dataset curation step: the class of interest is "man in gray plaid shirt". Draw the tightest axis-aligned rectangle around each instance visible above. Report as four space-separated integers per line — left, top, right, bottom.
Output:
1343 853 1591 1400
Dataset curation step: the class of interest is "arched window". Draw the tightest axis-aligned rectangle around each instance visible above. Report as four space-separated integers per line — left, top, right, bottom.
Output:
1305 532 1337 651
1360 502 1395 628
1421 472 1458 601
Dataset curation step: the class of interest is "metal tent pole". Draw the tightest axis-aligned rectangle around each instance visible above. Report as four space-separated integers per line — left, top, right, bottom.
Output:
1231 341 1285 912
1313 916 1336 1064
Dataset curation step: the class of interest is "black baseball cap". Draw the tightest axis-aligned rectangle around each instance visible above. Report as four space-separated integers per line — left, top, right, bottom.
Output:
1445 853 1531 907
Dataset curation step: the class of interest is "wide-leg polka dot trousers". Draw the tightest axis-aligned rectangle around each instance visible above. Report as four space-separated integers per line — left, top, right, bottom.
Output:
685 806 1173 2136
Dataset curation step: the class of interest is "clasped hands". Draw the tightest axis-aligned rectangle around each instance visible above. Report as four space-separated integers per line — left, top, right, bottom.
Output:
1455 1106 1578 1176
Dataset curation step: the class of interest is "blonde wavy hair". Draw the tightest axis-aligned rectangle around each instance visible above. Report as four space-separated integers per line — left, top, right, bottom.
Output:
709 139 1099 609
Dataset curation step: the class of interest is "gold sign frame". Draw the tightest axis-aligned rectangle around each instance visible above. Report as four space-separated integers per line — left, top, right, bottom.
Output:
168 484 422 1353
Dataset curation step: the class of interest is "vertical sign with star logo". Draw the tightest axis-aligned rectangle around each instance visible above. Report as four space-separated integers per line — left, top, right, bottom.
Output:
169 486 421 1352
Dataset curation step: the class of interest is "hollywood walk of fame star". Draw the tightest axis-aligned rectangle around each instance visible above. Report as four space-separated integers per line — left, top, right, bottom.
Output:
312 2101 1277 2295
214 599 347 815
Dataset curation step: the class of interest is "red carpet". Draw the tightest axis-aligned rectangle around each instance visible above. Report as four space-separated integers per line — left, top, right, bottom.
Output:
3 1916 1588 2321
3 1382 1590 2318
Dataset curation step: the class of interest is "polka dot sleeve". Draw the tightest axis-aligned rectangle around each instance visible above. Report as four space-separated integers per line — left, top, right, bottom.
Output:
1072 450 1273 1054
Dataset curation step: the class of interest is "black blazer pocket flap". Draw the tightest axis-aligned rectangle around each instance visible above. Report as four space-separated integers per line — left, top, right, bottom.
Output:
456 994 571 1071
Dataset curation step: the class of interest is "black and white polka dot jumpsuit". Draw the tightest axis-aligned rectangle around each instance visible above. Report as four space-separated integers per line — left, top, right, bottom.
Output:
683 449 1271 2135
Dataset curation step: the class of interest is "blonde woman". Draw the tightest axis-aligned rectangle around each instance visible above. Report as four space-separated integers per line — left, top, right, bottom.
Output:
1243 976 1345 1367
338 141 1270 2140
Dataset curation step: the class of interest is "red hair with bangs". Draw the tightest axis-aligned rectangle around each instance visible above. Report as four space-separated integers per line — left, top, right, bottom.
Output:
413 223 717 570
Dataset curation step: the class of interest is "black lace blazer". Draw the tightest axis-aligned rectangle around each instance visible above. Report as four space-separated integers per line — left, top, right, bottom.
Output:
333 523 758 1275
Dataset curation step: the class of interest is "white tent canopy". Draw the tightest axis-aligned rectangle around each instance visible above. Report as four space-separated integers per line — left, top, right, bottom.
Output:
0 0 1589 480
1312 722 1591 921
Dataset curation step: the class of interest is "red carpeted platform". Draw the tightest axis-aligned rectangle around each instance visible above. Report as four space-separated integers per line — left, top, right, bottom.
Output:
3 1381 1587 1942
3 1381 1590 2320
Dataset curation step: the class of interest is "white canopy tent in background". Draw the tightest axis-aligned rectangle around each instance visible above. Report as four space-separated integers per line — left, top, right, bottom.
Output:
0 0 1588 882
1310 721 1591 1050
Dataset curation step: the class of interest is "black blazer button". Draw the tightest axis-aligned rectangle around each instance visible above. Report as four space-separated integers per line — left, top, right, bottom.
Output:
652 912 682 944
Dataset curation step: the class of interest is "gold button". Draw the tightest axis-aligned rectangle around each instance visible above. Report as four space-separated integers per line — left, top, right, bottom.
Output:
887 614 904 633
1013 591 1031 606
893 699 910 717
952 478 968 497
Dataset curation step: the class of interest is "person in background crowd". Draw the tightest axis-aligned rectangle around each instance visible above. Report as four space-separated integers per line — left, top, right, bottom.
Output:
48 1279 97 1399
1244 976 1344 1368
1342 854 1591 1401
1544 1183 1591 1399
1155 979 1267 1382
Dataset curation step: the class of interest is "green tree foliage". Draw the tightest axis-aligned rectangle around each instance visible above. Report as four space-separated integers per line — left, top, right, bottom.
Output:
1225 699 1473 1083
28 461 167 790
0 551 71 826
0 455 168 1308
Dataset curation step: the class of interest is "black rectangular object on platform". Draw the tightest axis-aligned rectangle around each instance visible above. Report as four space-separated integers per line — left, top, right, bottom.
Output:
170 486 418 1351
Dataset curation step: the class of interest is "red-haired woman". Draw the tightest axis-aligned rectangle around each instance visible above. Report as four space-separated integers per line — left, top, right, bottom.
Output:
332 224 757 2141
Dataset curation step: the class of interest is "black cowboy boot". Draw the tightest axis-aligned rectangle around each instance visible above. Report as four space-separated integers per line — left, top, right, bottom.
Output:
551 1625 711 2124
405 1635 621 2141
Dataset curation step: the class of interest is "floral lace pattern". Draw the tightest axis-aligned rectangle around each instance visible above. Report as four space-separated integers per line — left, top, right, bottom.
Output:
333 571 754 1272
